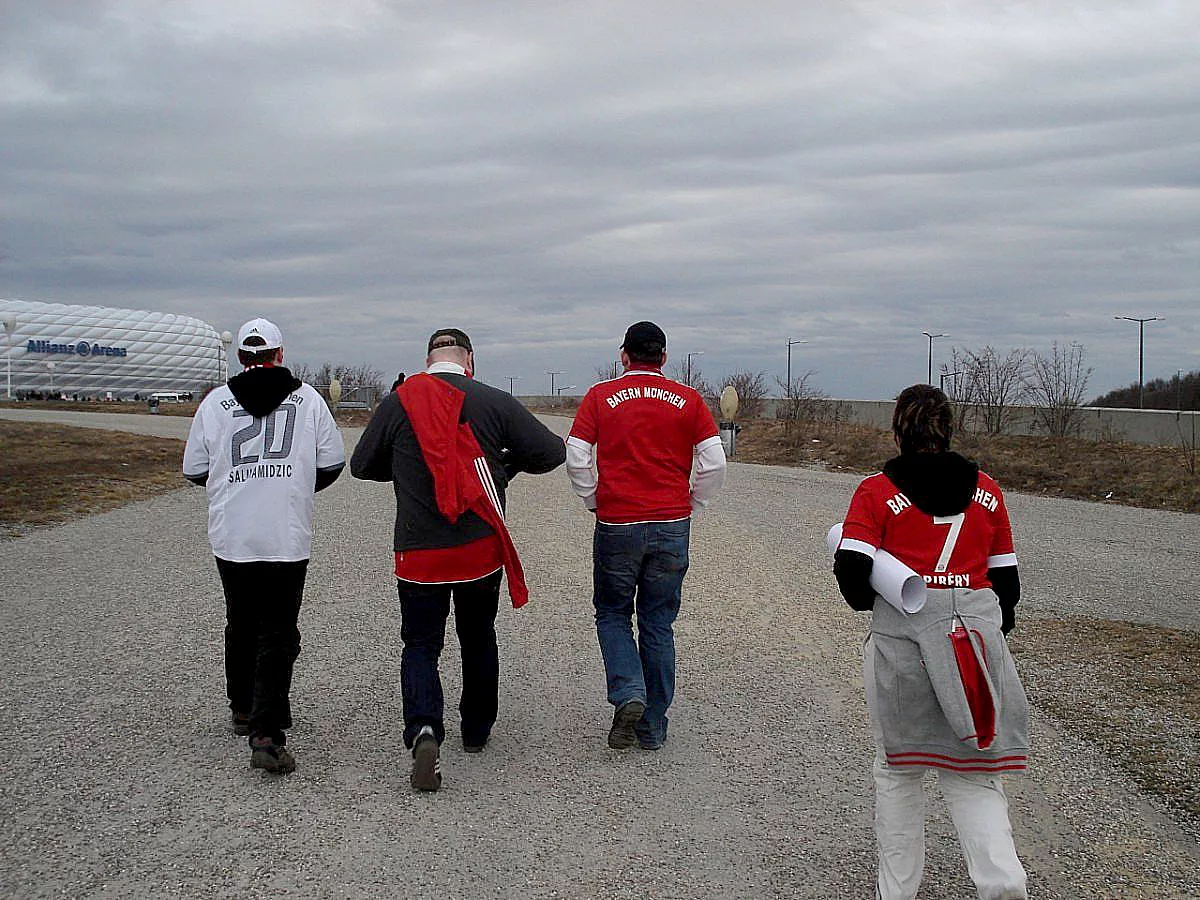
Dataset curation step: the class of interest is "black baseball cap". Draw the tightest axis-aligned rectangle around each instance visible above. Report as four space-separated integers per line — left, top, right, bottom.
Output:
427 328 473 353
621 321 667 356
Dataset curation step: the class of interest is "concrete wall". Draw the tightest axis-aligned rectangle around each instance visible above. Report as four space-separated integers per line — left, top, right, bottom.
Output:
519 393 1198 448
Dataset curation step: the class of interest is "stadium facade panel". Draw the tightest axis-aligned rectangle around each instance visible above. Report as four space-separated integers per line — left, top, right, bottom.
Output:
0 300 225 399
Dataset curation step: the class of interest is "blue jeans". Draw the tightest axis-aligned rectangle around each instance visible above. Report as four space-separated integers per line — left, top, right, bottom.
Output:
592 519 691 745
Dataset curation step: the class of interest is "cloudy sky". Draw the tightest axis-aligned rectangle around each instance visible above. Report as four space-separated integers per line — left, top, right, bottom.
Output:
2 1 1196 399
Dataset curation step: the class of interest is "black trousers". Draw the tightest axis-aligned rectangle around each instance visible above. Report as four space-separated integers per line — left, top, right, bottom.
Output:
398 570 502 749
215 557 308 745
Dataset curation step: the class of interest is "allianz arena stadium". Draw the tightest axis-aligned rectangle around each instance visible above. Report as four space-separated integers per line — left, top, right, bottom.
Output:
0 300 226 400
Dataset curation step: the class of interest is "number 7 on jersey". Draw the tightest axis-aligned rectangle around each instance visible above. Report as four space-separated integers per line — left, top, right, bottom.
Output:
932 513 965 573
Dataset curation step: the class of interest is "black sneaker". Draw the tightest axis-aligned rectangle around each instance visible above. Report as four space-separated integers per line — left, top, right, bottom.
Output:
607 699 646 750
250 737 296 775
462 727 490 754
411 727 442 792
231 712 251 736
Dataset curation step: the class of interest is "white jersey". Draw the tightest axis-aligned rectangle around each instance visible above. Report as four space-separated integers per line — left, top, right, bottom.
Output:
183 381 345 562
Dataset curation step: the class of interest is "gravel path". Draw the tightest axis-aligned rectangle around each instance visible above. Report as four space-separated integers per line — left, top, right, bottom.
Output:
2 409 1198 898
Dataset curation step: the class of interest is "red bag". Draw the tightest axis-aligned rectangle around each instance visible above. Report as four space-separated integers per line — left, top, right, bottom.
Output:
949 621 996 750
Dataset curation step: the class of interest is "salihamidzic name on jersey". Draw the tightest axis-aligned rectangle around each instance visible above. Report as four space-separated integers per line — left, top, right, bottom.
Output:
229 463 294 484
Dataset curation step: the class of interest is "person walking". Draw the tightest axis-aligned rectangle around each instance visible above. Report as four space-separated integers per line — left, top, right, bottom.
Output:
833 384 1030 900
350 328 565 792
183 317 346 775
565 321 726 751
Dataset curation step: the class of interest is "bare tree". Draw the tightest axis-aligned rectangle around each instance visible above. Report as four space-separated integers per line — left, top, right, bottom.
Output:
292 361 386 403
596 360 622 381
775 370 827 429
959 346 1029 435
666 358 714 398
717 370 768 419
939 351 972 436
1025 342 1092 438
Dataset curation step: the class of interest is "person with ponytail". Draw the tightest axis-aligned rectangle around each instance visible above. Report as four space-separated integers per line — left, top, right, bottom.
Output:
833 384 1031 900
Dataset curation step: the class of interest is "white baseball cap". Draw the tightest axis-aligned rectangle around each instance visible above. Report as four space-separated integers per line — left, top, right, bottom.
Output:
237 318 283 352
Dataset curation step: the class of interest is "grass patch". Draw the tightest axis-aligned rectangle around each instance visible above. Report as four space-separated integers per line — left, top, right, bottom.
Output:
736 418 1200 513
1011 618 1200 822
0 421 186 538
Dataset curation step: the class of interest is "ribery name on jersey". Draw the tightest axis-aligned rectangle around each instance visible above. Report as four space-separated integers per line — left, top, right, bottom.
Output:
229 463 294 483
605 386 686 410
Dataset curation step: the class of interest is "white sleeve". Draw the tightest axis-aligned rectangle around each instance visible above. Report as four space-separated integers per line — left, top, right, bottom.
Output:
690 435 727 512
182 404 211 480
565 435 597 510
313 396 347 470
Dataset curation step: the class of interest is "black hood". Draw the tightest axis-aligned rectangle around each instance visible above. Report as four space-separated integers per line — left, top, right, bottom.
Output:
228 366 302 418
882 451 979 517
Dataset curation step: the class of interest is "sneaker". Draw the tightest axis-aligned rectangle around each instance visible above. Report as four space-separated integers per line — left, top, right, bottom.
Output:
636 724 665 751
411 726 442 792
607 699 646 750
231 712 251 736
462 727 490 754
249 737 296 775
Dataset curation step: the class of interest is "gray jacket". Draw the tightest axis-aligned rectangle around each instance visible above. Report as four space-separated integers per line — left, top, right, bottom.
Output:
867 587 1030 772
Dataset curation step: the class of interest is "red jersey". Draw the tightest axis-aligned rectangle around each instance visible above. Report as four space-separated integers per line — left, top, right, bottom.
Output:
569 369 719 524
840 470 1016 590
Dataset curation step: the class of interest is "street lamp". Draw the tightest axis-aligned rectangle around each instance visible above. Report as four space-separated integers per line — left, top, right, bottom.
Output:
219 330 233 384
507 375 520 395
2 314 15 400
786 338 808 396
46 361 55 399
686 351 704 387
556 384 576 396
922 332 947 385
546 371 564 396
1114 315 1162 408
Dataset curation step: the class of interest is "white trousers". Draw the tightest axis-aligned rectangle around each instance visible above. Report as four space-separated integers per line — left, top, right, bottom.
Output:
865 636 1028 900
873 757 1028 900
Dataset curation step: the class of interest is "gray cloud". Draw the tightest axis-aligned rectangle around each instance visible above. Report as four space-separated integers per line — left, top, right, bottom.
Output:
1 1 1196 398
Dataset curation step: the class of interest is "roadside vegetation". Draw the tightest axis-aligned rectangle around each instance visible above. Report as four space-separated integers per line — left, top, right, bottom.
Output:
0 421 186 538
734 417 1200 513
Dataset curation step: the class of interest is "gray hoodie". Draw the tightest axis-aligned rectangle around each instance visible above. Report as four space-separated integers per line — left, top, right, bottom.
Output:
867 587 1030 772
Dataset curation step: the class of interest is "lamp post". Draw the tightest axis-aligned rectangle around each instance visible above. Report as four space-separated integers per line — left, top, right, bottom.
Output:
2 314 15 400
46 361 55 399
507 375 520 395
219 330 233 384
686 351 704 387
556 384 575 396
922 332 947 385
1114 315 1161 408
547 371 564 397
786 338 808 396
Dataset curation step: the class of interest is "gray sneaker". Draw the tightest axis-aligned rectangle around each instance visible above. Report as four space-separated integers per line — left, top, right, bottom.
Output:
249 737 296 775
607 699 646 750
411 726 442 792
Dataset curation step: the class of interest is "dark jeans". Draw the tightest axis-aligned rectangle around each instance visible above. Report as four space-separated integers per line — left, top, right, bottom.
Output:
397 570 502 749
215 557 307 745
593 519 690 745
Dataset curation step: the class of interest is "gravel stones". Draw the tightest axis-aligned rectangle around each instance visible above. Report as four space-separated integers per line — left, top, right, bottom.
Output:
1 410 1198 898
